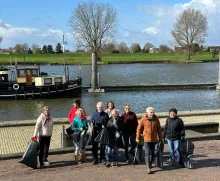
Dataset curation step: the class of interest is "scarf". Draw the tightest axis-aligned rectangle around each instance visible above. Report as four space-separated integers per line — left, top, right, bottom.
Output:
43 113 51 125
146 114 155 120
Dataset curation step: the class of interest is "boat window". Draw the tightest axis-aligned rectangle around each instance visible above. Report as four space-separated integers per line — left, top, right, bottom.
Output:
32 70 38 76
18 70 25 77
27 70 31 76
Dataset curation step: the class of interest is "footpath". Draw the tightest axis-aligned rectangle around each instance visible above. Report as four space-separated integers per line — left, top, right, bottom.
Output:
0 140 220 181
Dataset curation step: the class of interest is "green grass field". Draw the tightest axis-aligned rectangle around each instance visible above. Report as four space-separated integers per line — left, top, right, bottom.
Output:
0 52 218 65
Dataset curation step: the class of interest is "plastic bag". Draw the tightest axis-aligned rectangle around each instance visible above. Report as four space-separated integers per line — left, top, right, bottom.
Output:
19 140 40 169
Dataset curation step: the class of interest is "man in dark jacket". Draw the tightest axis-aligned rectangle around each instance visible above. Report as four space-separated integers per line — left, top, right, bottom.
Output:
163 108 185 165
106 109 124 167
121 104 138 163
90 102 109 164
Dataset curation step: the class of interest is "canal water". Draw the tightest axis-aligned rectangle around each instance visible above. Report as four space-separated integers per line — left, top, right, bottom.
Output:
1 63 219 121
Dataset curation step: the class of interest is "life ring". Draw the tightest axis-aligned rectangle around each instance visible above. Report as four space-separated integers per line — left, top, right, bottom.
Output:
13 84 19 90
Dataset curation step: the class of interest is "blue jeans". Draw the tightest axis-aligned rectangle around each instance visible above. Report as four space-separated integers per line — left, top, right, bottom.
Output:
167 139 180 162
105 145 119 162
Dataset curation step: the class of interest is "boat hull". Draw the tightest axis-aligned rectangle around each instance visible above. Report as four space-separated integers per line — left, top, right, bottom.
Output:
0 78 82 99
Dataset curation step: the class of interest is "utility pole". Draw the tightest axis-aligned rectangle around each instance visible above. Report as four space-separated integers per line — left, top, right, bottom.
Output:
63 35 67 78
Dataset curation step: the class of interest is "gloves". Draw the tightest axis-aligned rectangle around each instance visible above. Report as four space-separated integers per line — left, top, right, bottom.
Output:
136 139 140 144
116 132 120 138
31 136 38 141
102 125 105 129
80 127 84 131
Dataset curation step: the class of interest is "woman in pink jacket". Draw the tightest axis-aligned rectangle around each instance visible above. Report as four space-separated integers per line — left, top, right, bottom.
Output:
32 106 54 169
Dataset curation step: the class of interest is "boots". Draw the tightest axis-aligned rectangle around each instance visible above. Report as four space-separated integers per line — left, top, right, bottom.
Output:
81 153 86 163
149 155 154 168
78 155 82 164
74 155 78 164
145 156 152 174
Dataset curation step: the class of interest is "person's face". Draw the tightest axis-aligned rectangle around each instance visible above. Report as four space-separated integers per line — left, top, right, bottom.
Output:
124 106 130 114
97 105 103 112
73 103 77 108
169 111 176 118
44 109 50 116
77 111 82 117
112 112 118 119
108 102 114 109
147 110 154 118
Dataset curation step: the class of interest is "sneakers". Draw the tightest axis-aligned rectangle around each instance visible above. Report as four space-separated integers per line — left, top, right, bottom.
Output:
106 161 110 167
39 164 45 169
101 159 106 165
43 161 50 166
92 159 98 165
111 161 119 167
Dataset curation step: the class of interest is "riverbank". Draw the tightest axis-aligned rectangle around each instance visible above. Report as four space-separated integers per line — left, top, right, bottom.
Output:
1 109 220 155
0 52 218 65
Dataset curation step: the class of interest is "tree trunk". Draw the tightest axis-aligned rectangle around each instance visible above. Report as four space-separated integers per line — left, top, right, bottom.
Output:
187 47 191 60
91 52 98 89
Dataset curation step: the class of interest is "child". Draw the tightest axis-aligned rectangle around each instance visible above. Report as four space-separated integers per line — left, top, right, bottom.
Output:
71 108 88 163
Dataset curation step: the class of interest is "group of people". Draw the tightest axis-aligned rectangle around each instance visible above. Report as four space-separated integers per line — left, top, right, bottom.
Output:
32 100 185 174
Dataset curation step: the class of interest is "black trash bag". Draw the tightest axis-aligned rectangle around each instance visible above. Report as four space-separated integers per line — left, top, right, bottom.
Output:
154 141 164 168
94 127 110 145
66 126 73 136
179 139 194 169
87 127 96 146
68 131 81 142
19 140 40 169
115 135 124 149
132 144 143 164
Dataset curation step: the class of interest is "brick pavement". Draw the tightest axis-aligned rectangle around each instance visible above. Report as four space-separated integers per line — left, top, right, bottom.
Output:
0 140 220 181
1 113 220 154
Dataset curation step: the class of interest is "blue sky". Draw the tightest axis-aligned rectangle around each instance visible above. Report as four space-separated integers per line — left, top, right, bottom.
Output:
0 0 220 50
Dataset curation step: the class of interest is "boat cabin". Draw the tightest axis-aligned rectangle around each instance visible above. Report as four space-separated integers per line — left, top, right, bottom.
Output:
16 67 39 85
0 66 9 82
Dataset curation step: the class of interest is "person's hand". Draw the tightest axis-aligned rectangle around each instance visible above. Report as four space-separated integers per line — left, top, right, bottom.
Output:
102 125 105 129
116 132 120 138
136 139 140 144
31 136 37 141
181 136 185 140
80 127 84 131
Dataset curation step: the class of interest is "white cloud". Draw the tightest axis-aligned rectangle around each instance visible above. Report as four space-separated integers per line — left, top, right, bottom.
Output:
142 27 159 35
0 20 75 50
136 0 220 47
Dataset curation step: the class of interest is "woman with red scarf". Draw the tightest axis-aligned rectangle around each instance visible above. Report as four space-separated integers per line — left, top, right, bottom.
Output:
32 106 54 169
68 99 87 124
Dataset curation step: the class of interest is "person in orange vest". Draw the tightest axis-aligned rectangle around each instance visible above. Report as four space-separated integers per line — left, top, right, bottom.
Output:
68 99 86 124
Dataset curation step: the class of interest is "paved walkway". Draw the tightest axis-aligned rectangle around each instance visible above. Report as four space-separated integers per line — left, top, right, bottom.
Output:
1 113 220 154
0 140 220 181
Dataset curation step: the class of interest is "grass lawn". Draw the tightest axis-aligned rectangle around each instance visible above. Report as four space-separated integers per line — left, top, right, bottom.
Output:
0 52 218 65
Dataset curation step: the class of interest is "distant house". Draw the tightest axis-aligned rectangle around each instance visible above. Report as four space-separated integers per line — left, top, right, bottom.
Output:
208 46 220 52
0 49 10 54
149 47 160 53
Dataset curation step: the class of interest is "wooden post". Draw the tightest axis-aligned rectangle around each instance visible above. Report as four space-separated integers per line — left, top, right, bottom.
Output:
217 50 220 89
91 52 98 90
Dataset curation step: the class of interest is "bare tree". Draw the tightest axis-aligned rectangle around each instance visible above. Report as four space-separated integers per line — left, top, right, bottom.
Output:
159 44 173 52
171 8 208 60
118 42 129 53
143 42 154 53
69 0 117 89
